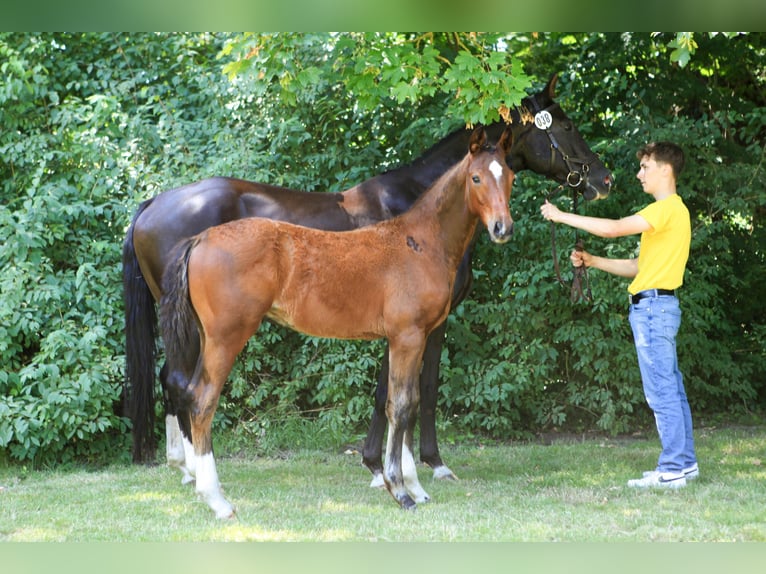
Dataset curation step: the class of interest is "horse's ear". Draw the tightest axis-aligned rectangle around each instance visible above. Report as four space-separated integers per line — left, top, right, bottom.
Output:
469 125 487 154
497 127 514 155
546 73 559 100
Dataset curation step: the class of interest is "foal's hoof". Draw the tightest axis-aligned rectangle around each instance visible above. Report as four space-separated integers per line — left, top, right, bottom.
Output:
213 504 237 520
399 495 417 511
413 491 431 504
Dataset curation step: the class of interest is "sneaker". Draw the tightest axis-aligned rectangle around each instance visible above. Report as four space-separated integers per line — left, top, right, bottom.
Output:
642 463 699 481
628 470 687 489
683 463 699 480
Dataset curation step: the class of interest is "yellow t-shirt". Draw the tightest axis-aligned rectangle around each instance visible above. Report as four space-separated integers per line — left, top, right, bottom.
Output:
628 194 691 295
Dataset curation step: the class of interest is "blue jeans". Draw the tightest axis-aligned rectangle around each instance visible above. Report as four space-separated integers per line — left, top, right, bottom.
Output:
628 295 697 473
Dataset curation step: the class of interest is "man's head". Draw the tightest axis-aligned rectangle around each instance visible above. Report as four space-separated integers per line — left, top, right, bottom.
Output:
636 142 685 181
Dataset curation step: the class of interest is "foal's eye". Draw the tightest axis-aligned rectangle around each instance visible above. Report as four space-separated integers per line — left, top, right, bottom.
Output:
472 175 481 184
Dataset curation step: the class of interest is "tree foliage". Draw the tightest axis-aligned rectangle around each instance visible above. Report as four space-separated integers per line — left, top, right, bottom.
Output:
0 32 763 464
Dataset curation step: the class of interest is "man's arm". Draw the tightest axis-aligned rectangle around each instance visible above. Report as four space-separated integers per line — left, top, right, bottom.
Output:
578 252 639 278
541 201 652 238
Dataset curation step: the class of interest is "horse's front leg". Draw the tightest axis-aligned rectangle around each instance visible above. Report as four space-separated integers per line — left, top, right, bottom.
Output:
384 337 429 509
419 321 458 481
418 248 474 480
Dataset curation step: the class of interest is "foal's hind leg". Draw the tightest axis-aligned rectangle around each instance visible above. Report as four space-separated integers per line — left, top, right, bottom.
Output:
190 381 236 518
187 335 248 519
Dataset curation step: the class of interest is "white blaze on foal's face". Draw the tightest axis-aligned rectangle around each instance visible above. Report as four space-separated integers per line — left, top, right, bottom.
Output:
489 160 503 185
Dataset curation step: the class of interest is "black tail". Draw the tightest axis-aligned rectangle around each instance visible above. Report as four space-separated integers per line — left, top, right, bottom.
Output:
123 199 159 464
158 236 201 402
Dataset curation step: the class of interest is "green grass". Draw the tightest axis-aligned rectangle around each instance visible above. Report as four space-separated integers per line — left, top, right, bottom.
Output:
1 425 765 542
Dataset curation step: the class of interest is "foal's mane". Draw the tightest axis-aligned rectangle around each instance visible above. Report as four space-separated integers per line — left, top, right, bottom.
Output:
405 145 474 214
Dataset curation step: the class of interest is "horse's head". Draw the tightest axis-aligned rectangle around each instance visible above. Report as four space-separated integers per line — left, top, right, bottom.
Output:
510 74 613 201
467 126 515 244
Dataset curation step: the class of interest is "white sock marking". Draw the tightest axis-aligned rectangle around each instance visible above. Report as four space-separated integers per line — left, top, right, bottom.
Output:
165 415 185 465
402 442 430 503
196 452 234 519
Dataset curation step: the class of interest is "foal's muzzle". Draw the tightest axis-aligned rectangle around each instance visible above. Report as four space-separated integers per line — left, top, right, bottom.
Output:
489 220 514 244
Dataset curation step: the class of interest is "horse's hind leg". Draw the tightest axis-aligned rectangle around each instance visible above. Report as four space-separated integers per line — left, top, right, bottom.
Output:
166 413 196 485
162 362 196 484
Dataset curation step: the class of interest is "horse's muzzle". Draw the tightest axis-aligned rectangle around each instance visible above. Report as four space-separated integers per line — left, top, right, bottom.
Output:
583 173 613 201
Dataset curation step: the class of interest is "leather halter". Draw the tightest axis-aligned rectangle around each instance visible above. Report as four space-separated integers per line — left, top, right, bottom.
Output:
527 99 594 190
527 96 594 302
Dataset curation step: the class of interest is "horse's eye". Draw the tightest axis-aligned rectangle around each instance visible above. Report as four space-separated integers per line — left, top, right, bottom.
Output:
472 175 481 184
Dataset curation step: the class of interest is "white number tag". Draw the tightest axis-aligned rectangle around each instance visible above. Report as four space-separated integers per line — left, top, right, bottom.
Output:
534 110 553 130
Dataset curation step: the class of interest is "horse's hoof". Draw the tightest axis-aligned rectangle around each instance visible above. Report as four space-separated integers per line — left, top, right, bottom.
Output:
432 465 458 481
369 473 386 489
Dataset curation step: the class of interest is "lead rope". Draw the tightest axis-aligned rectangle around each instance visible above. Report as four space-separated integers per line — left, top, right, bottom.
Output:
569 191 593 303
547 186 592 303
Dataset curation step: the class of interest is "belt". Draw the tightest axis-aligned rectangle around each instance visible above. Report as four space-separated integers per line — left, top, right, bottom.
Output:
629 289 675 305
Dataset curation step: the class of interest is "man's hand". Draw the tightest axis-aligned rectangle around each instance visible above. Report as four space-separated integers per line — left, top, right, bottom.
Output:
570 249 589 268
540 199 564 222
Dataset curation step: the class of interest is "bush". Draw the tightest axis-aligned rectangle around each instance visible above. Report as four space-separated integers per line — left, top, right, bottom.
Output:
1 33 763 465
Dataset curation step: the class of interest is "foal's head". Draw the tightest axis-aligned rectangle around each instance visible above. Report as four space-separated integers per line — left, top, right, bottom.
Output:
467 126 515 244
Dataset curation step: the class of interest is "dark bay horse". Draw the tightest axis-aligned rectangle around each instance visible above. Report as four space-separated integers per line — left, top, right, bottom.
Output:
123 75 614 483
159 127 515 517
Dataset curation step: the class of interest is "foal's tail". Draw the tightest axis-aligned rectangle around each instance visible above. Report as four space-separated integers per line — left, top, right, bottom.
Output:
123 199 159 464
158 236 202 396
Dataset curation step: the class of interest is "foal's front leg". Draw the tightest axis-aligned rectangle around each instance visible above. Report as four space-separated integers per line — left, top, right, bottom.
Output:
384 340 429 509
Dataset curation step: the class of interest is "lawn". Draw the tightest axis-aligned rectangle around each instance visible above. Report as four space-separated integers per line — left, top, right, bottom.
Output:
2 424 764 542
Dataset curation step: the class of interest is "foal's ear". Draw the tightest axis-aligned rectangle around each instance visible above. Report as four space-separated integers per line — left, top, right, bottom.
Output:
469 125 487 154
497 127 514 155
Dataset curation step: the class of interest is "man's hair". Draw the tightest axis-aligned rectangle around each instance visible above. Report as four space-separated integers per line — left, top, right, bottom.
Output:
637 141 685 179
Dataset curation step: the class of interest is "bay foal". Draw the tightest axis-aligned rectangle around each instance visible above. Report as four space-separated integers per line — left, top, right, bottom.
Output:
158 127 515 517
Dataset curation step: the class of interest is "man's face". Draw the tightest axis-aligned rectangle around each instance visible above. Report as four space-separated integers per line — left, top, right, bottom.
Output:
636 154 666 194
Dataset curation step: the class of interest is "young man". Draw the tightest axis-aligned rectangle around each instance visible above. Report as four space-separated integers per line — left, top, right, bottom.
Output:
540 142 698 488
